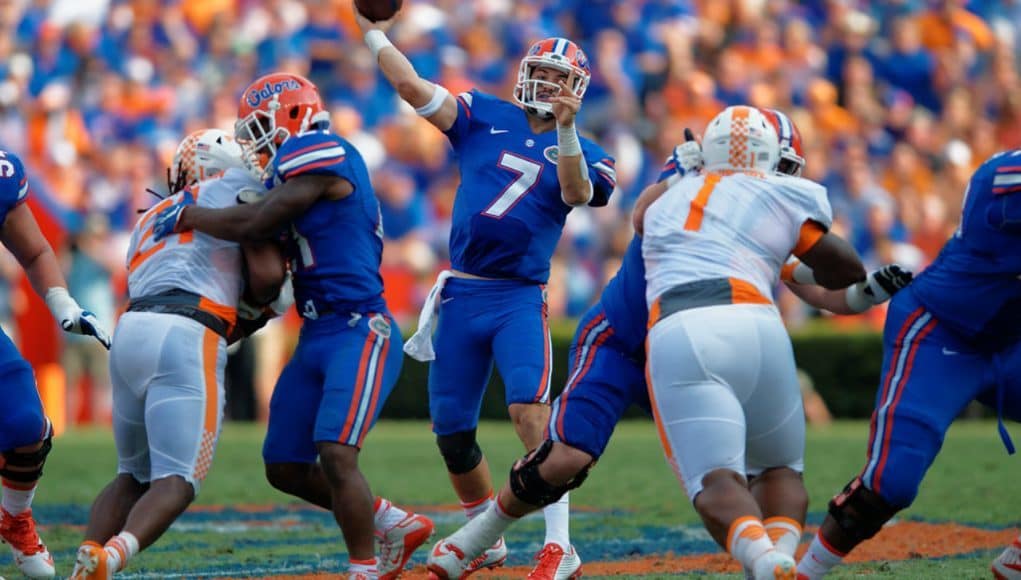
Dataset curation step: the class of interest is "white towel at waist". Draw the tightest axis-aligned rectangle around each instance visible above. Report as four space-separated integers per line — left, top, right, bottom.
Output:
403 270 454 361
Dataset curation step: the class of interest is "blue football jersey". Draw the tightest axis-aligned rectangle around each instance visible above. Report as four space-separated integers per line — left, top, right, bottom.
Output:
269 130 386 315
597 156 681 356
0 150 29 222
443 90 617 283
598 234 646 356
911 150 1021 343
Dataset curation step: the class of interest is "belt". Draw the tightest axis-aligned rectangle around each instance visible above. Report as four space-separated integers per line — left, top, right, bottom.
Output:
648 277 771 327
128 289 231 339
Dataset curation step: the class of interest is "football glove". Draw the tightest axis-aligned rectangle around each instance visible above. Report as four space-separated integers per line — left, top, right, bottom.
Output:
151 189 195 242
45 287 111 349
864 264 913 304
671 128 704 177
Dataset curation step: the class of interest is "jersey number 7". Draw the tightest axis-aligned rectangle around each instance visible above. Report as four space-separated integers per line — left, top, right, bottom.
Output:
483 153 543 218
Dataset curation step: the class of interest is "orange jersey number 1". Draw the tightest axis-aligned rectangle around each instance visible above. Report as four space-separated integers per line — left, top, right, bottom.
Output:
128 189 199 274
683 173 721 231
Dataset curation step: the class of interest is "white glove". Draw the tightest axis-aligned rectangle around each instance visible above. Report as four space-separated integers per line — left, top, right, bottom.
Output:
45 287 111 349
672 128 704 176
864 264 914 303
845 264 914 312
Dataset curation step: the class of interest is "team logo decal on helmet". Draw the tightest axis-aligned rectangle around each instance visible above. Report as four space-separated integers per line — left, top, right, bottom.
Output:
235 72 330 174
244 78 303 108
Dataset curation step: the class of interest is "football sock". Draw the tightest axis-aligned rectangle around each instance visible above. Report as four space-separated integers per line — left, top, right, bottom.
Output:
797 532 845 579
447 497 516 557
764 516 802 557
105 531 139 573
1 479 36 516
542 492 571 549
727 517 775 572
461 493 492 520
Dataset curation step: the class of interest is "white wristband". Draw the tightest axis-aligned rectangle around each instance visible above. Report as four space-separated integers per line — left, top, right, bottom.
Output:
557 122 582 157
844 281 872 314
364 29 393 60
415 83 450 117
45 286 78 322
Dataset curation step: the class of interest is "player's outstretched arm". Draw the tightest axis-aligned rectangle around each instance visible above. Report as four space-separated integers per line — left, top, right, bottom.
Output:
795 230 866 290
784 263 913 314
168 175 352 243
0 202 110 347
355 11 457 132
632 181 669 236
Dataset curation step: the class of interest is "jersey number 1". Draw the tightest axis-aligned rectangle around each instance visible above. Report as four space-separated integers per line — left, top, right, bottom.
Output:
483 153 543 218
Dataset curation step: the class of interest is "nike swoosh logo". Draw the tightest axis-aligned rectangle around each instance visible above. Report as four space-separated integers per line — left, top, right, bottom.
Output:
942 347 958 355
489 127 509 134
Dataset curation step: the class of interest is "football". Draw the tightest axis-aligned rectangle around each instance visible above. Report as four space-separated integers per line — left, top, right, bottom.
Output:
355 0 402 22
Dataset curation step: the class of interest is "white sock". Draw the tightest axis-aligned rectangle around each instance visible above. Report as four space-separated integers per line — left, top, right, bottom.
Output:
542 492 570 549
348 557 377 576
461 494 493 520
104 531 140 572
448 499 516 557
797 533 845 579
373 497 408 534
764 516 802 557
1 480 36 515
727 517 775 572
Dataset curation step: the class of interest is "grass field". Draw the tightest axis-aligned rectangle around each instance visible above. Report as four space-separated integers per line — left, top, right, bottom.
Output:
4 419 1017 578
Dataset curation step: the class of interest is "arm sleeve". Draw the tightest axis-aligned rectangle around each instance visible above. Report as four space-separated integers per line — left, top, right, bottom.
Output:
656 157 679 184
582 141 617 207
441 89 480 149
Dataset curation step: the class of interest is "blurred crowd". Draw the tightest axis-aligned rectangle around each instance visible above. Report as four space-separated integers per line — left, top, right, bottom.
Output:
0 0 1019 420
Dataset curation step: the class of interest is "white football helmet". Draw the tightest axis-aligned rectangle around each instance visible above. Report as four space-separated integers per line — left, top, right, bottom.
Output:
701 106 780 174
170 129 247 192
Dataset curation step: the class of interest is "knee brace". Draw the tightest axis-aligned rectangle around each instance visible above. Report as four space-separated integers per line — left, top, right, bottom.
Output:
509 440 592 508
0 420 53 483
827 476 898 545
436 430 483 474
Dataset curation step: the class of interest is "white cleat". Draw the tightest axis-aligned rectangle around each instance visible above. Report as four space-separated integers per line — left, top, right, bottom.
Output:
527 543 582 579
426 537 471 579
993 539 1021 579
463 536 507 574
752 550 796 580
0 509 54 578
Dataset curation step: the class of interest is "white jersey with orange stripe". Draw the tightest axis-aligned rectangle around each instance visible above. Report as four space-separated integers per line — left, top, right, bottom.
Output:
642 171 832 305
126 167 265 307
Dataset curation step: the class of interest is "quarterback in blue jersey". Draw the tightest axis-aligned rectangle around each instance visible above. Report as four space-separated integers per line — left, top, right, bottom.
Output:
151 73 433 580
797 150 1021 580
0 149 109 578
358 10 616 577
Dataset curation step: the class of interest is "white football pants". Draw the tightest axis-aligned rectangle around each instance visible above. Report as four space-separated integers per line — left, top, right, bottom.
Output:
647 304 805 501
